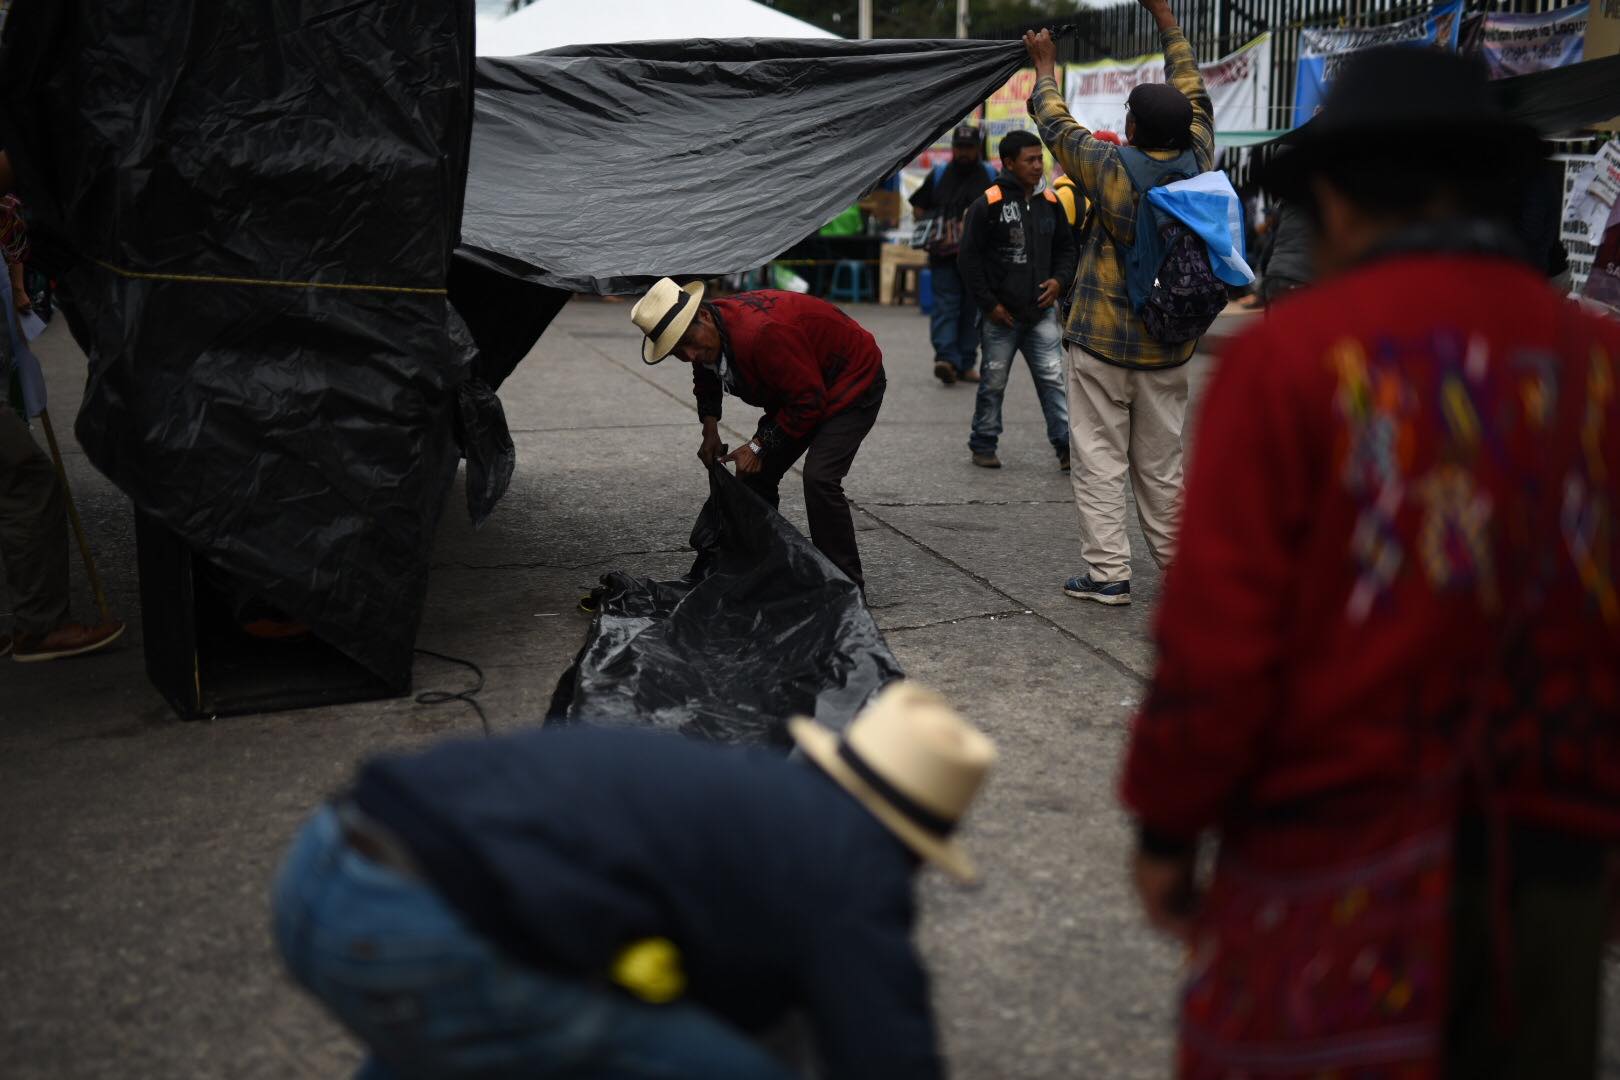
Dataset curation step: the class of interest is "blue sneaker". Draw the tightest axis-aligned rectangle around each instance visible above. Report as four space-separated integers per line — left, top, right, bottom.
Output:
1063 575 1130 605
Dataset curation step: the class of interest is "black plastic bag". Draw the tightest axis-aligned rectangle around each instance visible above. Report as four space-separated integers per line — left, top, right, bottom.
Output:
458 36 1026 297
0 0 478 686
549 464 903 747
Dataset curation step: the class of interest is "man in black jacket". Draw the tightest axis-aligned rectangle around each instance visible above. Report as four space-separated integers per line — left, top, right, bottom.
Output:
271 682 996 1080
957 130 1077 470
910 124 996 386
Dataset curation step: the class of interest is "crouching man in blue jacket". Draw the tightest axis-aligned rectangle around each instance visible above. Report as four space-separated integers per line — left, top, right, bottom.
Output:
271 682 995 1079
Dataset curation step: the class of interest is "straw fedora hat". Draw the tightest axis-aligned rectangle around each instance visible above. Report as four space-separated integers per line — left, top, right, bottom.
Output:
790 682 996 883
630 277 705 364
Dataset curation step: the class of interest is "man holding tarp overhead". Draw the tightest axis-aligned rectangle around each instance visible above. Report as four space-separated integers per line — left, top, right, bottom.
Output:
1024 0 1215 607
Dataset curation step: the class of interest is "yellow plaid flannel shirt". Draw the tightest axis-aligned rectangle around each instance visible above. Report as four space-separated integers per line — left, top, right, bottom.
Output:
1028 28 1215 369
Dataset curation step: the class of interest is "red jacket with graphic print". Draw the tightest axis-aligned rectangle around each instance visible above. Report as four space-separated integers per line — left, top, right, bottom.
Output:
693 291 882 453
1123 251 1620 869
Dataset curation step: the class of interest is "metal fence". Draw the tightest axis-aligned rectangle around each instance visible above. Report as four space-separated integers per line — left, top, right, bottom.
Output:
981 0 1590 136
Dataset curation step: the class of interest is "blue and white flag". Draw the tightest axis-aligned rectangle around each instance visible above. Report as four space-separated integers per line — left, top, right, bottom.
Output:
1145 171 1255 288
1293 1 1463 127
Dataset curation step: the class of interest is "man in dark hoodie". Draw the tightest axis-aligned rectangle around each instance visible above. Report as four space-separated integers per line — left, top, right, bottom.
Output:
957 130 1076 470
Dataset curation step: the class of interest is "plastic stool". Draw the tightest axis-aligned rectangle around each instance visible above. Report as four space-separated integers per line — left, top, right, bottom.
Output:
827 260 871 303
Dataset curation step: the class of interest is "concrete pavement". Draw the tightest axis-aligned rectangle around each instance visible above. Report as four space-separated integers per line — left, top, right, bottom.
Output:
3 298 1615 1078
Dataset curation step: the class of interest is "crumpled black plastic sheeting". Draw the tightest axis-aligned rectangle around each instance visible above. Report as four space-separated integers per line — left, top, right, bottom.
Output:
0 0 484 686
458 36 1027 298
549 465 903 748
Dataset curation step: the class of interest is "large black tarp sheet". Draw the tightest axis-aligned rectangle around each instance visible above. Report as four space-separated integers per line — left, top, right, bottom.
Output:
549 464 903 747
457 36 1026 299
0 0 480 686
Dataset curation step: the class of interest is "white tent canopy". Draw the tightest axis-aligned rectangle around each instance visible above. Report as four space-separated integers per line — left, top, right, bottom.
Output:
476 0 839 57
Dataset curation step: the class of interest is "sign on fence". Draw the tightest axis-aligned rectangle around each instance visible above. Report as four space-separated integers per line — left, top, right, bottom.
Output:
1293 1 1463 126
1063 33 1274 139
1469 5 1588 78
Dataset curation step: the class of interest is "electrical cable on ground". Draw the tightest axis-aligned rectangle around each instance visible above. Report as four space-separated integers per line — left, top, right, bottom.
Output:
412 648 491 737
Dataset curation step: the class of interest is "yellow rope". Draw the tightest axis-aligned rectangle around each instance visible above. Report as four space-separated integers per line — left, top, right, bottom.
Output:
88 257 447 296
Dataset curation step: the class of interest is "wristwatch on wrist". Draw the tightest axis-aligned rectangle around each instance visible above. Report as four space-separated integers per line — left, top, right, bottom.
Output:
748 441 762 456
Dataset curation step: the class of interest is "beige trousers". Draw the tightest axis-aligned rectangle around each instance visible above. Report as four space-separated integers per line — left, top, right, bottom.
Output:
1065 345 1188 582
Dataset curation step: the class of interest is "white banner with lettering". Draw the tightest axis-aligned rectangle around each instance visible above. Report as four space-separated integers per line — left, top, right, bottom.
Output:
1063 33 1274 139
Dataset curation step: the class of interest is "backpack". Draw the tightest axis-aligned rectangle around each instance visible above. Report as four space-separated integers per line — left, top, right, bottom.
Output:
1115 147 1228 345
911 161 998 256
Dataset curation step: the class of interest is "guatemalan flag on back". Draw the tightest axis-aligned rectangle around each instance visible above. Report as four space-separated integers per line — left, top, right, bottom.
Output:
1144 170 1256 289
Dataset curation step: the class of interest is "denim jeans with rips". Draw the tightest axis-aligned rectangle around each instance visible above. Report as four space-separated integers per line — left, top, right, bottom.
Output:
272 806 797 1080
927 262 980 374
968 311 1069 456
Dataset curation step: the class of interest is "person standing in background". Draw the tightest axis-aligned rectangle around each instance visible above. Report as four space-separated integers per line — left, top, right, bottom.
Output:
1024 0 1215 606
957 130 1076 472
910 125 994 387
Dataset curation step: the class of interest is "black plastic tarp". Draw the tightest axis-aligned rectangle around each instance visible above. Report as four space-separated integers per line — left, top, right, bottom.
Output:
1266 52 1620 149
549 464 904 747
457 37 1027 298
0 0 480 687
1494 53 1620 136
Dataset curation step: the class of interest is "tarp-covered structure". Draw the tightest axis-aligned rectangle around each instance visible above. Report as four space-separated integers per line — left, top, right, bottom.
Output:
0 0 487 688
0 0 1027 688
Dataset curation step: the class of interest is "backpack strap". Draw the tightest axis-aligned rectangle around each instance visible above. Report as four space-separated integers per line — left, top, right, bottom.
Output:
985 186 1004 205
1116 146 1199 192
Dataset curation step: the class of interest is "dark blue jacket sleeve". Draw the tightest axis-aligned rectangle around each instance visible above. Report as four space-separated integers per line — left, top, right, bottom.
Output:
803 906 942 1079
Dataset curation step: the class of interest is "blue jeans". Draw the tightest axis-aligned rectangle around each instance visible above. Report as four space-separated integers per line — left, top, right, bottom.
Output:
272 807 796 1080
927 262 979 374
968 311 1069 455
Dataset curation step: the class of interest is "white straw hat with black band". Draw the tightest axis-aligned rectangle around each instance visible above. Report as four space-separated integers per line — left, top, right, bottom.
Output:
790 681 996 883
630 277 705 364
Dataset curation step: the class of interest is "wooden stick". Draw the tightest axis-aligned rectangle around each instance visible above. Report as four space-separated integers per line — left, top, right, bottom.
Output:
37 409 113 625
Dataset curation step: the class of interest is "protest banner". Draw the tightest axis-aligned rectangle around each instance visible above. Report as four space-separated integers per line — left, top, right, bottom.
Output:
1063 33 1273 138
1564 138 1620 255
1582 193 1620 310
1293 2 1462 126
983 68 1058 171
1470 5 1587 78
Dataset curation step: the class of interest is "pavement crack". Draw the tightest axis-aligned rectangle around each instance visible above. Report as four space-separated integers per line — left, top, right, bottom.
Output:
852 503 1148 686
882 608 1030 634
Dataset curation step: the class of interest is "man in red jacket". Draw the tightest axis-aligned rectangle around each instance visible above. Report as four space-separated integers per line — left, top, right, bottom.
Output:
632 280 884 591
1122 49 1620 1078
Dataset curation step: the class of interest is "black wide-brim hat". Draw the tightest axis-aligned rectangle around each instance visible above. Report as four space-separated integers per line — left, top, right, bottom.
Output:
1263 46 1545 201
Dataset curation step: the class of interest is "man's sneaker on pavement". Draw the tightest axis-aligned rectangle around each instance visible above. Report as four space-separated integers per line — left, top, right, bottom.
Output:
1063 575 1130 605
933 360 957 386
957 368 980 383
1057 448 1071 472
971 451 1002 469
12 620 126 663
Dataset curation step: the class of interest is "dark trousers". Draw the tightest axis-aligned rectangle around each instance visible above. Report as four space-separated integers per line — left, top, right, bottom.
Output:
1446 822 1611 1080
0 405 69 636
742 372 884 591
